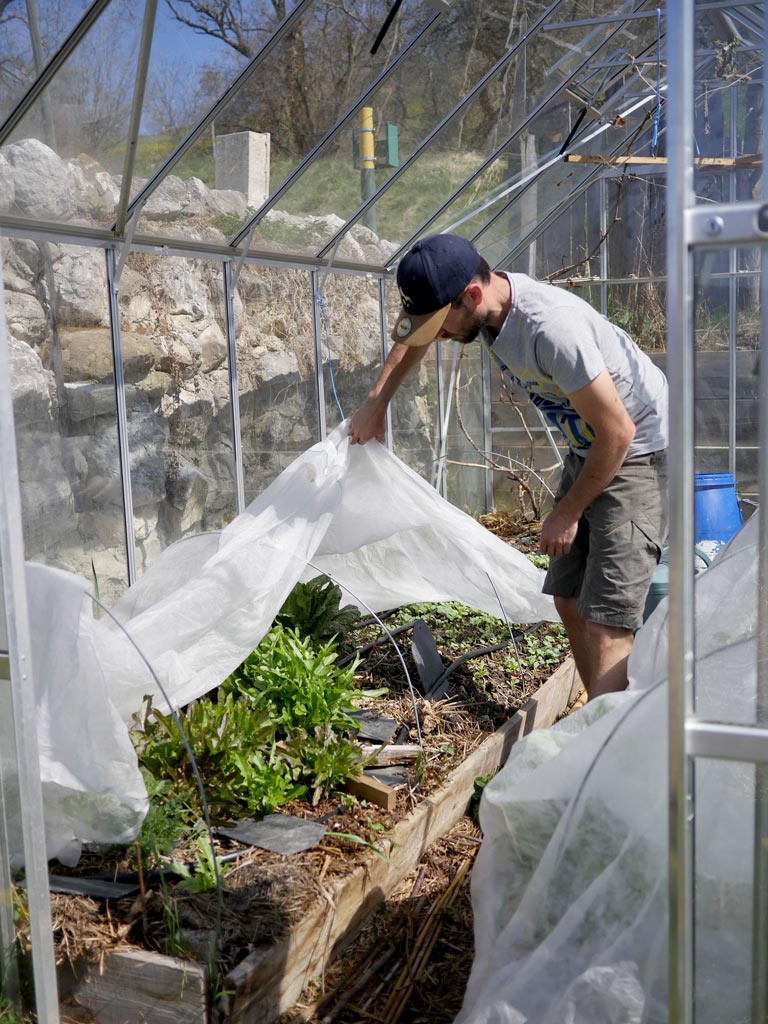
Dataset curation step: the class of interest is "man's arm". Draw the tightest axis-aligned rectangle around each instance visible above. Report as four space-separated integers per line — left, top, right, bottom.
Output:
348 341 431 444
540 369 636 557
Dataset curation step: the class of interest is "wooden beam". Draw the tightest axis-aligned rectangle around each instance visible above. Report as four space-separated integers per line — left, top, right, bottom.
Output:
59 948 208 1024
345 773 397 812
359 743 422 764
564 153 762 170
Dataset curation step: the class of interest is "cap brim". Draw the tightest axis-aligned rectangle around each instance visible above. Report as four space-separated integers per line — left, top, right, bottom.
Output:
391 303 451 347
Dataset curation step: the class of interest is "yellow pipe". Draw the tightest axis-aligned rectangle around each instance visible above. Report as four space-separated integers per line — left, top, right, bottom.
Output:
359 107 375 169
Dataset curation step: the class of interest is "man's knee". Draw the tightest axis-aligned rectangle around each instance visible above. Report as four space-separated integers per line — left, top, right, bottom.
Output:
553 595 580 626
584 619 633 644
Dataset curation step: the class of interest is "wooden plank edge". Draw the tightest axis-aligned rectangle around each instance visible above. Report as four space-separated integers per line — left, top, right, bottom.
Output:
359 743 421 764
344 773 397 811
564 153 763 170
216 655 581 1024
59 946 208 1024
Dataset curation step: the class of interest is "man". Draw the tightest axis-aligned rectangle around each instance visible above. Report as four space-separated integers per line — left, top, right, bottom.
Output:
348 233 668 701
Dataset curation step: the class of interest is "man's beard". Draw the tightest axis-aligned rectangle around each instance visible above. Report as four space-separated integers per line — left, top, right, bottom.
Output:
450 302 488 344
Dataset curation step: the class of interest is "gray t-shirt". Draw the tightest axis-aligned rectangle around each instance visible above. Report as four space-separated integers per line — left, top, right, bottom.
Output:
486 274 669 457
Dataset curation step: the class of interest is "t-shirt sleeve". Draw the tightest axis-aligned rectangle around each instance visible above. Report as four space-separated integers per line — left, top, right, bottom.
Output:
533 306 607 394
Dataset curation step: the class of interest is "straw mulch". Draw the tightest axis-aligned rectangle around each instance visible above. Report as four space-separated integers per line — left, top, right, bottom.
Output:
278 817 482 1024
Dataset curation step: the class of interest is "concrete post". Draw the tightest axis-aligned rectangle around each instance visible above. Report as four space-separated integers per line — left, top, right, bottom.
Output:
214 131 270 207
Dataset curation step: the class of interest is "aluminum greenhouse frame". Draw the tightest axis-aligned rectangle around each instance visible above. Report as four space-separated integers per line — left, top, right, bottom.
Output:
1 0 766 1019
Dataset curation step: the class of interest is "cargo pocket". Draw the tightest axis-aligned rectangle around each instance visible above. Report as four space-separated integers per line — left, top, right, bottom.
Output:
632 509 664 563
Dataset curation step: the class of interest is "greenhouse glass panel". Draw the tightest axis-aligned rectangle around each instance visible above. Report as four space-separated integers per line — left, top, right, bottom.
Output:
693 0 763 207
441 340 488 513
132 0 429 251
315 273 383 435
2 238 127 602
691 253 738 480
602 173 665 281
1 2 148 231
329 1 660 260
126 2 250 201
490 180 606 283
0 0 92 127
390 43 662 258
390 343 438 480
241 0 524 257
605 280 666 353
688 246 760 499
735 253 761 507
233 264 319 503
121 253 236 577
692 756 764 1019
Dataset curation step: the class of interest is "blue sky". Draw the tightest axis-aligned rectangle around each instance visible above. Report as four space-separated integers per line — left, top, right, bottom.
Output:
153 2 236 72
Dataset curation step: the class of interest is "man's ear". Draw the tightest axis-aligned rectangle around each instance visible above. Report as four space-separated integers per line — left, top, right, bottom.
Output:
463 281 483 309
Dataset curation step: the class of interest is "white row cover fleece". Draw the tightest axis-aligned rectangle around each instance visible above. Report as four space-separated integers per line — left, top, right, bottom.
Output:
2 423 556 867
457 512 759 1024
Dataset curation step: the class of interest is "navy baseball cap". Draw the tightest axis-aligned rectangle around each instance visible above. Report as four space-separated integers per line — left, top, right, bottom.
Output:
392 233 482 346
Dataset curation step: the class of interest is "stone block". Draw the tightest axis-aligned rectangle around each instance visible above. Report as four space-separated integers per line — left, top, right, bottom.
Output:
214 131 270 207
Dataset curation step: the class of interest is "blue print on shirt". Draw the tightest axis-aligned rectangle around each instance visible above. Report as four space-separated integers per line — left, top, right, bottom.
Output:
491 352 596 450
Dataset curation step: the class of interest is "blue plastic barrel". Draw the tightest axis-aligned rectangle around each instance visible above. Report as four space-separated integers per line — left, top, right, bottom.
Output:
694 472 742 548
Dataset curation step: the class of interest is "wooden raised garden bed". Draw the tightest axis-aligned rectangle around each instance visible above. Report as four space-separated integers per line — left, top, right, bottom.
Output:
58 656 581 1024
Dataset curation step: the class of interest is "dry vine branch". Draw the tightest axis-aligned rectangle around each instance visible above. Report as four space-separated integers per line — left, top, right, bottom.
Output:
451 349 557 521
545 110 655 285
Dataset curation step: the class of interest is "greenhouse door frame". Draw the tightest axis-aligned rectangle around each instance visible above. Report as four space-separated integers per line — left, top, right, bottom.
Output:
666 3 768 1022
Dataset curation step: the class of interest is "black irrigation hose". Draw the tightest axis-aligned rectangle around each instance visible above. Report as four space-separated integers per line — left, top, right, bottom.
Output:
336 618 425 667
426 621 545 696
350 608 400 630
338 617 546 691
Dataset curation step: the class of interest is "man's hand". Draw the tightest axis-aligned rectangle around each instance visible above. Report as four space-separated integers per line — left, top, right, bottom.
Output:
348 341 431 444
540 506 579 557
539 369 636 557
348 397 386 445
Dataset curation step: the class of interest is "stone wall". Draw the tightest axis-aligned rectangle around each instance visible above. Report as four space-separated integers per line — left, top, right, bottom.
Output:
1 139 431 601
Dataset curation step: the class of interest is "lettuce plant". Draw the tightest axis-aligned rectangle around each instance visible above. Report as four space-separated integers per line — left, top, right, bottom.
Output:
274 575 360 645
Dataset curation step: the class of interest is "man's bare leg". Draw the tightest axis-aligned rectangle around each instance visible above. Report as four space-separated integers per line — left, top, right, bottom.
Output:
554 596 633 701
554 596 592 694
584 620 634 699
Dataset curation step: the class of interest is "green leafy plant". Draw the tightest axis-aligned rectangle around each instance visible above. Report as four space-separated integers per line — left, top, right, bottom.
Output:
274 575 360 646
513 625 570 674
332 830 390 862
470 773 494 822
174 836 231 894
0 999 32 1024
156 867 189 959
224 626 369 736
135 773 196 868
281 724 370 806
392 601 514 653
134 694 306 818
135 626 382 821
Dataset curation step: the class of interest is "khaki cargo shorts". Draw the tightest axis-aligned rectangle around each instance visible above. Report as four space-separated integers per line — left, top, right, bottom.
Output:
542 449 668 631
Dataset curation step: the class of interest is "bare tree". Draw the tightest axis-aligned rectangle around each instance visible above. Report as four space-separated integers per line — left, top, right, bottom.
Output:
162 0 424 156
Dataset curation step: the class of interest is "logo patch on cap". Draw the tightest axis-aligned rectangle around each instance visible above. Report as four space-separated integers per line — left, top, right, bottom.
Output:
396 317 412 338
